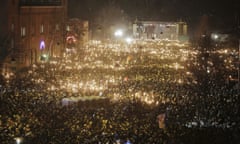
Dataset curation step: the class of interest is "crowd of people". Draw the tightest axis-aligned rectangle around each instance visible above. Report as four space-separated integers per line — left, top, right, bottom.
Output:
0 40 240 143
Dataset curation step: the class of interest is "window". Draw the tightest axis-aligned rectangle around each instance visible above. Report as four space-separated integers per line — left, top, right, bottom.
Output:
21 26 26 37
66 25 70 31
40 24 44 34
56 24 59 31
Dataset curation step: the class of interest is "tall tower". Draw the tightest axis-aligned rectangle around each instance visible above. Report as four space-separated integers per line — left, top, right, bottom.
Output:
7 0 68 68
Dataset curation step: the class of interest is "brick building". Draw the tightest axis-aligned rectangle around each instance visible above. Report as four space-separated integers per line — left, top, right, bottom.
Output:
6 0 68 69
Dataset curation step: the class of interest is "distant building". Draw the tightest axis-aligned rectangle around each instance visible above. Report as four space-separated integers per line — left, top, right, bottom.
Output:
133 21 188 41
5 0 68 70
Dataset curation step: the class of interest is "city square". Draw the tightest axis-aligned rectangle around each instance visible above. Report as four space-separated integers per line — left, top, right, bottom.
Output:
1 38 240 143
1 0 240 143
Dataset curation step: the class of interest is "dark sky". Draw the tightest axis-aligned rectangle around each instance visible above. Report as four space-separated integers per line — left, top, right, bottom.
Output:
68 0 240 30
1 0 240 34
0 1 7 37
69 0 239 18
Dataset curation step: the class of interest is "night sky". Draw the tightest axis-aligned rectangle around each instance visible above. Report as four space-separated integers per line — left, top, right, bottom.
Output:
0 1 7 37
68 0 240 29
0 0 240 34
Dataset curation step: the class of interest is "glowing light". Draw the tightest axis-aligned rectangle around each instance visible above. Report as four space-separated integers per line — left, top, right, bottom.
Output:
114 29 123 37
125 140 132 144
40 54 48 61
224 49 228 54
42 54 47 58
214 34 219 39
174 63 179 70
14 137 23 144
66 35 77 43
40 40 45 50
125 37 133 44
178 79 183 84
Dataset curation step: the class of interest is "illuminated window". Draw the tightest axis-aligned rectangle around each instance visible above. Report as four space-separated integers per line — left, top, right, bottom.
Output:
56 24 59 31
40 24 44 34
21 26 26 37
66 25 70 31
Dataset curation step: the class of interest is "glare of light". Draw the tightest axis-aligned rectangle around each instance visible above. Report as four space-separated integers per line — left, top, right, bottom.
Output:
214 34 219 39
42 54 48 58
14 137 23 144
125 37 133 44
40 40 45 50
66 35 77 42
224 49 228 54
125 140 132 144
116 139 121 144
178 79 183 84
174 63 179 70
114 29 123 37
186 71 191 75
4 73 10 79
48 85 56 91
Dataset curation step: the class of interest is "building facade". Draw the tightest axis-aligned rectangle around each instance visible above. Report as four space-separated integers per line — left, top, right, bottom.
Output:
65 18 89 49
6 0 68 69
133 21 188 41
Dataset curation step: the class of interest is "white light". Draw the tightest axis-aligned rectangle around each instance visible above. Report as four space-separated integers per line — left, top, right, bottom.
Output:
42 54 47 58
14 137 23 144
114 29 123 37
125 37 133 44
214 34 219 39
